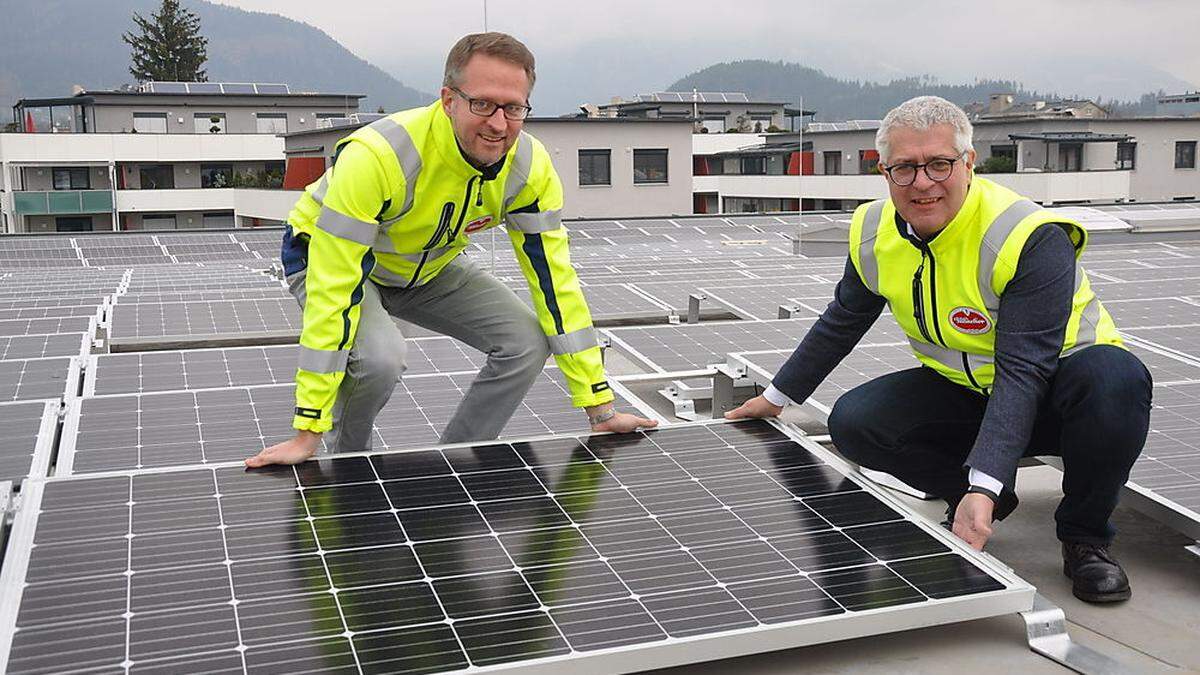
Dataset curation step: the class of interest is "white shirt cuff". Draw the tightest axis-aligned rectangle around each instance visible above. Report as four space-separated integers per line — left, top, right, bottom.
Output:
968 468 1004 495
762 384 795 408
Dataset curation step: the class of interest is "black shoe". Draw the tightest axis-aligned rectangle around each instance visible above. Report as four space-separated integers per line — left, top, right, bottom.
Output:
1061 542 1131 603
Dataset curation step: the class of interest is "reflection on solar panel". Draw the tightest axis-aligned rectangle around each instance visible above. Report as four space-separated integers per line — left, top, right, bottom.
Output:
0 357 79 402
108 299 301 350
84 337 488 396
0 333 89 362
0 401 57 483
0 420 1029 674
59 368 642 474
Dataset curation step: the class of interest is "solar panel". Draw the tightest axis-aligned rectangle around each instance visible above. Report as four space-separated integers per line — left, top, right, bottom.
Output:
700 282 835 320
1104 298 1200 329
185 82 222 94
84 337 488 396
0 400 57 483
58 368 648 475
0 357 80 402
0 317 93 338
0 420 1030 674
0 333 90 361
107 299 301 351
0 305 99 322
603 319 904 374
0 297 108 310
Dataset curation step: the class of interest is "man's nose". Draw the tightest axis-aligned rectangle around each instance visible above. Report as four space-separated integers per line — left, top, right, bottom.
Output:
484 108 507 131
910 166 937 190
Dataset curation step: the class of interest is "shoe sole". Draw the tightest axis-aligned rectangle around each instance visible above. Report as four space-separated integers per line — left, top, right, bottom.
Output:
1063 564 1131 603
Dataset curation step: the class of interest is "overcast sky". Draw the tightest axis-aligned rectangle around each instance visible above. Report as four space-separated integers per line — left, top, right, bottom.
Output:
212 0 1199 112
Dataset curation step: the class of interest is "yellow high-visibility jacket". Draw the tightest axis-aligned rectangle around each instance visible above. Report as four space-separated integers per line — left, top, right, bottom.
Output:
848 176 1122 394
283 101 612 432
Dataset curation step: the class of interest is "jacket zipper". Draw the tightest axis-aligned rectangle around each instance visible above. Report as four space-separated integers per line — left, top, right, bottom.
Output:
911 249 936 344
913 239 987 393
404 175 480 289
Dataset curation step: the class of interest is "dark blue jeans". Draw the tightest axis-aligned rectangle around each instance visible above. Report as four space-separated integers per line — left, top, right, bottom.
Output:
827 345 1152 544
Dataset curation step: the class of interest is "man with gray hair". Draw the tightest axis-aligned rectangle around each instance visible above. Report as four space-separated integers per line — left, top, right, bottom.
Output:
727 95 1151 603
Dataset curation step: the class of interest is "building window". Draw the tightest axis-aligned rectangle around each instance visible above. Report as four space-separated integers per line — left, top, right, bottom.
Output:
858 150 879 174
633 149 668 184
1117 142 1136 170
133 113 168 133
991 145 1017 160
256 113 288 134
823 151 842 175
202 212 235 228
195 113 227 134
700 118 725 133
740 156 766 175
200 164 233 188
55 216 93 232
139 165 175 190
1175 141 1197 169
52 167 90 190
142 214 177 230
578 149 611 186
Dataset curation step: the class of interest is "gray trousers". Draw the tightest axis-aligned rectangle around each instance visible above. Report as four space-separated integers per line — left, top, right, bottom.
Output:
288 255 551 452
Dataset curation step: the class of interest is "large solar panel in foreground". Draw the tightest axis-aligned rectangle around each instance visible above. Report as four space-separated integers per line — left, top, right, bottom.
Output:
0 420 1031 674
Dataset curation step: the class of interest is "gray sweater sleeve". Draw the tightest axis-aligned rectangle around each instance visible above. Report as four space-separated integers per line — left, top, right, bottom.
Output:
770 256 885 403
965 223 1076 490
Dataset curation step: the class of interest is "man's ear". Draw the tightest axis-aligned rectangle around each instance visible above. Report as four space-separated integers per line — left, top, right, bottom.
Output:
440 86 455 113
965 147 977 172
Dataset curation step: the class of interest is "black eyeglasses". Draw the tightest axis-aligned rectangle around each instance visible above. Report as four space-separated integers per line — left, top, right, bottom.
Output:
451 87 532 121
880 151 967 186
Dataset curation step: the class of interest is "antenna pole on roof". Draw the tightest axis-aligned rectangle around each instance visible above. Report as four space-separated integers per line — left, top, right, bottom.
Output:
796 94 804 254
483 0 488 31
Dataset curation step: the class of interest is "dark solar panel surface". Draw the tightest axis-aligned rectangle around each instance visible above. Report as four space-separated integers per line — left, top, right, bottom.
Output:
0 358 76 402
0 401 53 483
0 420 1016 674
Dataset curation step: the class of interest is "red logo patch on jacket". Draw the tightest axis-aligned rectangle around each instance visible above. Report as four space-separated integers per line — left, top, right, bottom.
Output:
464 215 493 234
949 306 991 335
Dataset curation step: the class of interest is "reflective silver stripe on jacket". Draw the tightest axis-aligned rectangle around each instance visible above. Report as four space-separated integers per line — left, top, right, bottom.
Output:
503 132 535 210
298 345 350 374
856 200 886 292
370 116 423 222
311 176 329 205
1064 269 1101 355
546 326 598 355
370 265 417 287
317 206 378 247
507 209 562 234
977 199 1041 311
909 337 994 375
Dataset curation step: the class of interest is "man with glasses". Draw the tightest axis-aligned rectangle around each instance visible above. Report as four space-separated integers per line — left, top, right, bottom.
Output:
727 96 1150 603
246 32 656 469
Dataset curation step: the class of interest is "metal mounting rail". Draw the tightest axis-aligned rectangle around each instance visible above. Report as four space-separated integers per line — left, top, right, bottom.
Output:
1022 594 1133 674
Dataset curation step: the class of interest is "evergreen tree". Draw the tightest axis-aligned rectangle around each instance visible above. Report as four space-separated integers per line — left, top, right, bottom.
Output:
123 0 209 83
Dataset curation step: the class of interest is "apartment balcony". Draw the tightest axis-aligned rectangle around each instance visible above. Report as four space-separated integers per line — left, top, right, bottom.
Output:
12 189 114 216
693 170 1133 205
0 132 284 163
